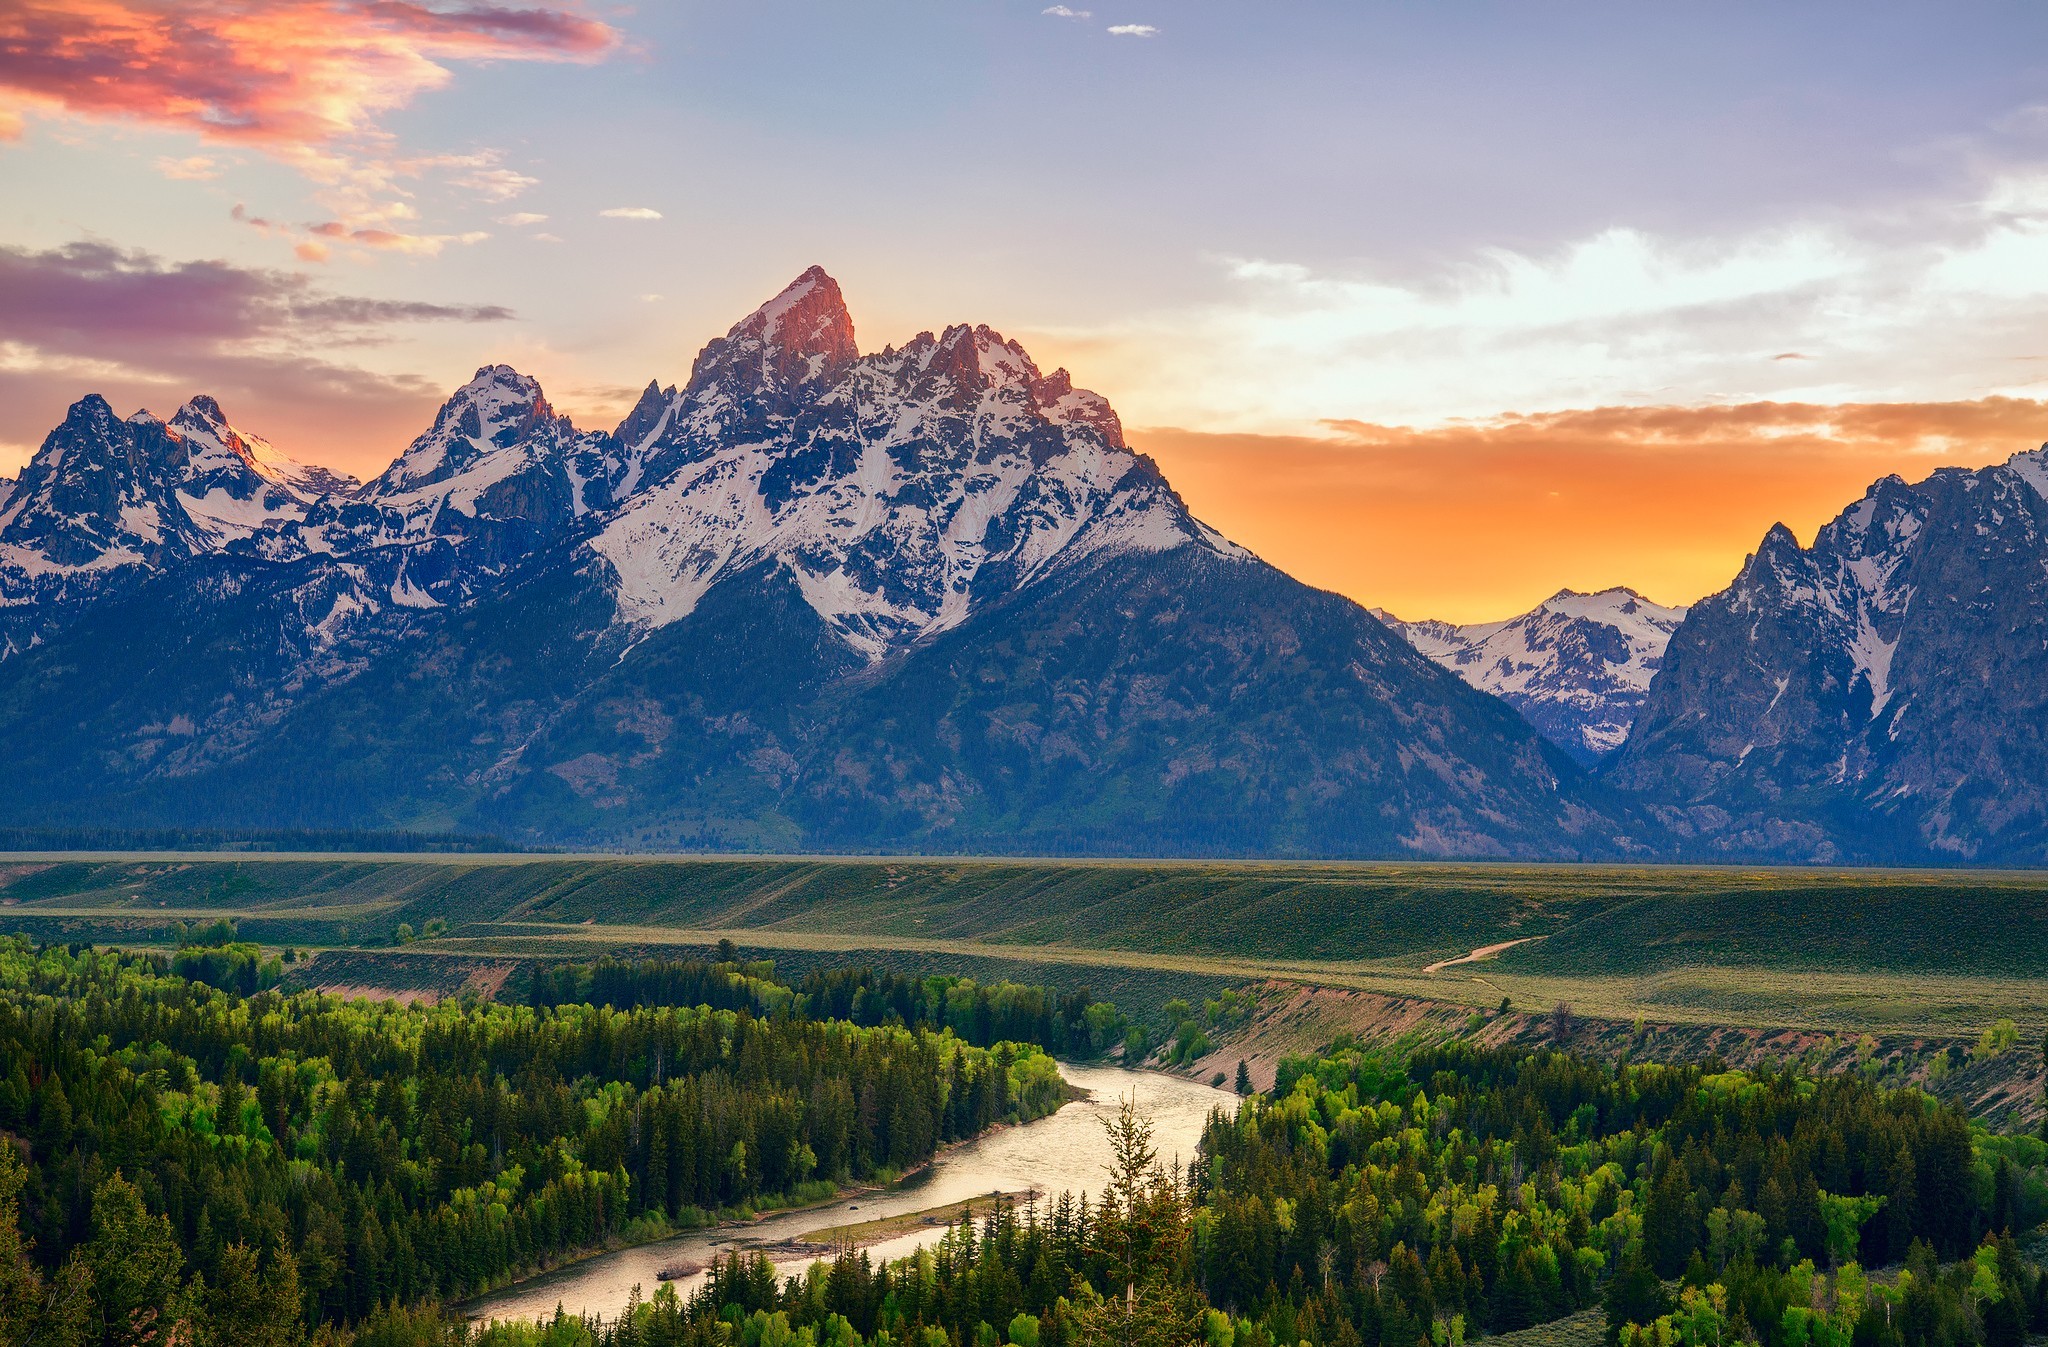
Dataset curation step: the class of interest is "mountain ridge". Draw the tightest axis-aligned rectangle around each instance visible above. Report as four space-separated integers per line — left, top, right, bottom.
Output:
1609 445 2048 863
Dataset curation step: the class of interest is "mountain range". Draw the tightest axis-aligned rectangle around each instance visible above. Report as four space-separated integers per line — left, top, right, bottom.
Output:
0 268 1642 859
1 267 2042 864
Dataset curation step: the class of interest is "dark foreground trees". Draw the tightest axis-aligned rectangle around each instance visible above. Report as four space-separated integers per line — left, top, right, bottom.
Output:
2 939 2045 1347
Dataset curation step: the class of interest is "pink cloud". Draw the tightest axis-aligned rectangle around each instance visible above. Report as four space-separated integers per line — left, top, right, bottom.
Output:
0 1 620 148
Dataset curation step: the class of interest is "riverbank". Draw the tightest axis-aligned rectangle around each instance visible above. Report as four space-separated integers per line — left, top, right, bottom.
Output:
794 1189 1041 1249
463 1063 1237 1325
454 1064 1088 1304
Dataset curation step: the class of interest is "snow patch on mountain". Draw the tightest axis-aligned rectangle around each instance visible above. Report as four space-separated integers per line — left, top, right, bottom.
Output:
2006 444 2048 504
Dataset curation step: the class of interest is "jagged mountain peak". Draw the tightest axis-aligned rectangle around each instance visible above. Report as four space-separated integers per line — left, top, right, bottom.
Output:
61 392 122 431
439 364 553 430
1611 445 2048 861
754 265 855 354
613 379 675 446
688 267 859 400
168 394 358 501
1533 586 1684 634
173 393 230 427
591 275 1243 658
0 388 330 589
1032 365 1126 449
367 363 570 500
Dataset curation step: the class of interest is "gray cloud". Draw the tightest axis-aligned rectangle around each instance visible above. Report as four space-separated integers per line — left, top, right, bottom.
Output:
0 241 511 345
0 241 516 474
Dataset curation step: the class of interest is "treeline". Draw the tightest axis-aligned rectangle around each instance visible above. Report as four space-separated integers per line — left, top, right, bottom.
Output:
0 826 523 853
368 1040 2045 1347
0 938 1064 1343
525 953 795 1020
1196 1042 2047 1345
526 953 1132 1058
167 918 288 995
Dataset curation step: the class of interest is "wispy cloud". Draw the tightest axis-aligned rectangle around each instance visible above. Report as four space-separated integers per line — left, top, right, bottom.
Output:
600 206 663 220
497 212 549 227
0 1 619 149
1065 169 2048 435
1108 24 1159 37
452 165 539 202
230 202 490 261
1042 6 1091 17
306 222 491 256
155 155 221 180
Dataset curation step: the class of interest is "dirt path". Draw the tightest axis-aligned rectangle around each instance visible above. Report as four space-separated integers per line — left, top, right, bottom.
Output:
1423 937 1537 974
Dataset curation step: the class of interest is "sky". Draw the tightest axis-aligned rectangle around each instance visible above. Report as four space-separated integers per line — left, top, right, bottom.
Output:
3 1 2048 620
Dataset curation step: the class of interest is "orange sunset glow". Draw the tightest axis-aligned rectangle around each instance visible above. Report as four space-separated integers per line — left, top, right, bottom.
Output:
1136 397 2048 622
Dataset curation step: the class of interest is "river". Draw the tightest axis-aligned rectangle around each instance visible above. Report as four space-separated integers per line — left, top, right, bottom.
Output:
465 1063 1238 1325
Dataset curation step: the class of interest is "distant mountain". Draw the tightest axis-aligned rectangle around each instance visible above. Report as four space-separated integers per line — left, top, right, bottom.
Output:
1608 449 2048 863
1376 588 1687 765
0 268 1647 859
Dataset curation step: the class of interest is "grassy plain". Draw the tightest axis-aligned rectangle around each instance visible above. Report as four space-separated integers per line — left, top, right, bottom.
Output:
1 853 2043 1038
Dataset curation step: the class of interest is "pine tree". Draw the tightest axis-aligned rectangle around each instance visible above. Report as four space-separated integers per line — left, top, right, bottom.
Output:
191 1245 304 1347
1643 1158 1697 1279
0 1149 42 1347
80 1174 187 1347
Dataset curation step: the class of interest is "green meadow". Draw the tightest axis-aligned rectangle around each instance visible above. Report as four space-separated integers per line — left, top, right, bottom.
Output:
1 853 2043 1037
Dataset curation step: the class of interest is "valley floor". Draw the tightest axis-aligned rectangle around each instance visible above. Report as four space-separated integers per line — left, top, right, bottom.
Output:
3 851 2043 1123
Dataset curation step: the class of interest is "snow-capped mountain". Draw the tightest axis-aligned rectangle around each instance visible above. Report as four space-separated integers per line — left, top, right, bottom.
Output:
1610 447 2048 862
363 364 629 521
1376 588 1687 764
588 268 1244 658
0 267 1641 859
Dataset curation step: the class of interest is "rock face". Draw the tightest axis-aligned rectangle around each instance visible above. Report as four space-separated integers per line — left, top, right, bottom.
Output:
0 268 1644 858
1608 449 2048 863
1377 589 1687 765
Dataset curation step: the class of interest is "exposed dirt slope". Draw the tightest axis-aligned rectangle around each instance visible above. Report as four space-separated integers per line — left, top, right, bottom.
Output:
1189 980 2046 1127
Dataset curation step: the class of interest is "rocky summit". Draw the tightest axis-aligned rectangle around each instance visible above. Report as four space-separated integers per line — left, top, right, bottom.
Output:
0 269 1644 859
